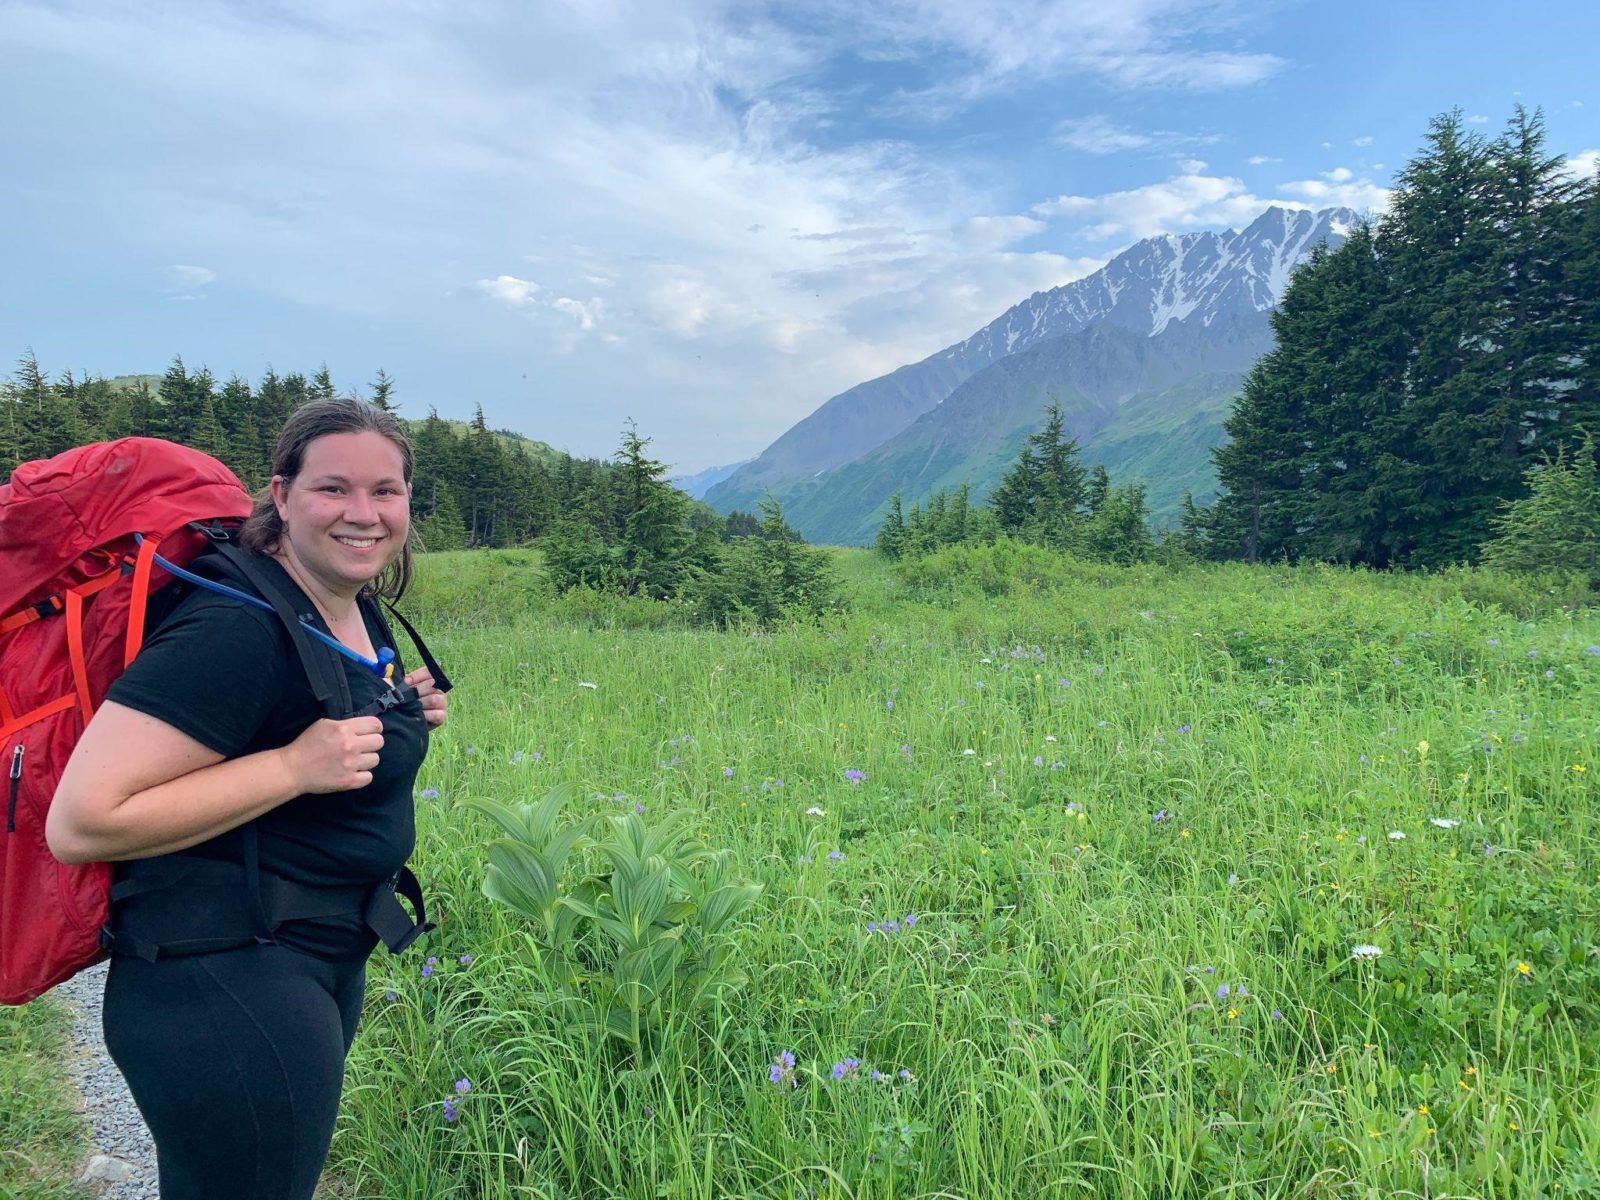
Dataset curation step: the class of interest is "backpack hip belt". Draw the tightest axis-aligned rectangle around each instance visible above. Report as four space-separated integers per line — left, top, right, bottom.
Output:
99 857 432 961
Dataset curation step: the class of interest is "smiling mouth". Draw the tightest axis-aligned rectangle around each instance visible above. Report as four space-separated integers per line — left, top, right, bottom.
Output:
334 535 381 549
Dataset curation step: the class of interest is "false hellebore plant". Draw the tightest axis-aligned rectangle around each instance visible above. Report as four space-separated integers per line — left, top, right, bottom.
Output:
465 784 762 1053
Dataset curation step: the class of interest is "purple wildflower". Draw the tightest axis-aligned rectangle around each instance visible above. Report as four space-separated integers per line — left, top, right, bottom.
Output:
723 767 735 778
904 913 917 927
1178 724 1192 734
867 921 878 933
1217 983 1230 1000
1271 1009 1284 1021
384 990 398 1003
1152 809 1170 823
898 1068 914 1081
768 1050 797 1087
830 1058 862 1081
828 850 844 862
420 964 433 979
1033 755 1044 767
459 954 474 966
634 803 646 814
900 744 913 757
886 919 900 933
419 788 439 799
442 1098 459 1123
871 1069 884 1082
455 1078 472 1094
886 700 895 710
845 768 865 784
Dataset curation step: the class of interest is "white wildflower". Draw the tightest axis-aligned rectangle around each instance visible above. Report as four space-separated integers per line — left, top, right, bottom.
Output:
577 681 598 690
1351 944 1384 960
1429 818 1461 829
1388 830 1407 841
805 806 826 817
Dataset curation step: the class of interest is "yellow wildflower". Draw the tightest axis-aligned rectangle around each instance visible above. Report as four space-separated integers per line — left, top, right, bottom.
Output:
1418 1104 1429 1116
1517 961 1533 976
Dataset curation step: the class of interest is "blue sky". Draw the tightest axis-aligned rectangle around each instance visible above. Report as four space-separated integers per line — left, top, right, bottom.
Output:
2 0 1595 473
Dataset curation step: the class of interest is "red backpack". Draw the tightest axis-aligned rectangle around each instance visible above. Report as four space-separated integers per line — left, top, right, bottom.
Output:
0 438 253 1004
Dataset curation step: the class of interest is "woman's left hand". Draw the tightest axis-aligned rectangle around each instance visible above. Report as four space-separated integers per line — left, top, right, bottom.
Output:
406 668 449 729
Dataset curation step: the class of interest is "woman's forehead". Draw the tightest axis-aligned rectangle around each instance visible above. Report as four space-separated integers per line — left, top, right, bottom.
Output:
300 430 407 479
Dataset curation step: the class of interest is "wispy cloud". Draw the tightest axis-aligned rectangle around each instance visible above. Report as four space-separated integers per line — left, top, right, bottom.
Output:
1055 114 1224 155
0 0 1291 465
162 263 217 295
1034 164 1389 240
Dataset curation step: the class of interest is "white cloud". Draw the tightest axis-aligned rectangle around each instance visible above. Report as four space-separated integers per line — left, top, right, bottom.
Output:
1055 114 1223 156
477 275 541 308
1352 135 1374 147
163 263 216 291
552 296 607 331
1467 114 1490 124
1034 164 1390 241
1277 173 1391 211
0 0 1294 468
846 0 1285 97
1179 157 1209 174
1055 115 1156 153
1565 149 1600 180
1246 154 1281 165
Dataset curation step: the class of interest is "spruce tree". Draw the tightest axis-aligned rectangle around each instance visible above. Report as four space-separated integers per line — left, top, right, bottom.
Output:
875 492 907 559
1480 434 1600 586
369 369 397 412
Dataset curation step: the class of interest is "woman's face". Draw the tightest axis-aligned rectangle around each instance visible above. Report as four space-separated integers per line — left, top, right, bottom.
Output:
270 430 410 600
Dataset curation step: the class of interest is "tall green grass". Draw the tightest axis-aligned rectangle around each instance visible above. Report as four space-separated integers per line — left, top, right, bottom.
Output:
6 548 1597 1198
337 550 1600 1198
0 1000 90 1198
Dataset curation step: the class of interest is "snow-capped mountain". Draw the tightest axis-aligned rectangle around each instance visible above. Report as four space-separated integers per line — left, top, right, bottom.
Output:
706 205 1356 523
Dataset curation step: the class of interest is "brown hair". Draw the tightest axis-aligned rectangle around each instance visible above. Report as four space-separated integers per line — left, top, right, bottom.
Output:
240 396 416 600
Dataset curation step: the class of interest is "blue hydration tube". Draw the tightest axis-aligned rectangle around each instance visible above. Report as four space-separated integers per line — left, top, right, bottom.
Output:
134 534 395 678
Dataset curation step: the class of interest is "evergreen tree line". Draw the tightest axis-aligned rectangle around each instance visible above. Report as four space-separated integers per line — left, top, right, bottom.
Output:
542 423 841 626
1199 106 1600 573
0 353 780 558
875 402 1156 564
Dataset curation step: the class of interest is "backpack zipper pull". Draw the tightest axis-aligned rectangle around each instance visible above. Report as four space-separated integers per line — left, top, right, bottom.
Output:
6 745 22 834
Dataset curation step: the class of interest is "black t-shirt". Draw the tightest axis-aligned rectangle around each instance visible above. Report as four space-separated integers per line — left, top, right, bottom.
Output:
105 552 429 958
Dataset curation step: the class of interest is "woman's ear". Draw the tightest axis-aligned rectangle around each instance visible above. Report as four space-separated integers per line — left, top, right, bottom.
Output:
270 475 290 523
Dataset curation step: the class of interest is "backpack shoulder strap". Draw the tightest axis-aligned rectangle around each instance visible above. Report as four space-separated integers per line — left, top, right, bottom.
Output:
370 600 452 693
208 543 351 719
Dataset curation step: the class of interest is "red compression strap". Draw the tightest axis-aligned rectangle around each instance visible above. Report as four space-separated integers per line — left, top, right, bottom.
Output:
125 535 162 666
0 694 75 742
64 587 94 723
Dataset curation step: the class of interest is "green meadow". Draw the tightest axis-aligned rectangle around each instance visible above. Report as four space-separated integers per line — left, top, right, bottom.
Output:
7 548 1600 1198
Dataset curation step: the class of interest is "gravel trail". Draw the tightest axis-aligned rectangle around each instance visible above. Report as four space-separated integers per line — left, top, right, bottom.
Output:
52 962 159 1199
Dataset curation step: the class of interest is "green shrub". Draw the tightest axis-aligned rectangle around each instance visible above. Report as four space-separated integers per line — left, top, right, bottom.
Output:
465 785 762 1054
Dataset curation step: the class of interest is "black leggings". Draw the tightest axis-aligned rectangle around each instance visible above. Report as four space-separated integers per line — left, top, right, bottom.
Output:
102 942 368 1200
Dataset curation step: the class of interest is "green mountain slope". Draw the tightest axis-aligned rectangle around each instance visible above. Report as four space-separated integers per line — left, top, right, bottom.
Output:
769 310 1272 544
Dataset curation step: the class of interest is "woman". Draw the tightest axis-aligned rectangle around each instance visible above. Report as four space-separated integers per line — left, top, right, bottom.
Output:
47 397 448 1200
